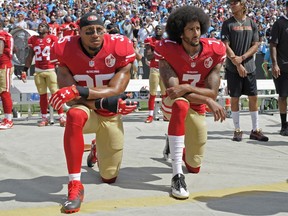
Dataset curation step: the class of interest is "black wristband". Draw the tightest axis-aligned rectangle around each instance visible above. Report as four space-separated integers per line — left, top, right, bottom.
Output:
23 66 29 72
76 86 89 99
95 98 103 110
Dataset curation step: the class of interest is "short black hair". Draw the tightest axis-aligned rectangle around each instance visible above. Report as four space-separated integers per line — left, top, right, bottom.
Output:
166 6 210 44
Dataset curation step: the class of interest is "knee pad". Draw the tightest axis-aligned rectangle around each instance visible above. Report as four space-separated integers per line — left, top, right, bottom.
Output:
182 148 201 174
66 108 88 126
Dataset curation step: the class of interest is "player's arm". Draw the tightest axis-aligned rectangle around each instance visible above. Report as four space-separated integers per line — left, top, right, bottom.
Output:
23 47 35 70
222 41 238 65
87 63 132 100
20 47 35 82
159 59 179 88
184 63 222 102
223 40 247 77
159 59 221 100
145 43 154 61
0 40 4 56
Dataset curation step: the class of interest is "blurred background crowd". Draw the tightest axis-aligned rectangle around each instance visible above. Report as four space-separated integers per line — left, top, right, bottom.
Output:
0 0 287 78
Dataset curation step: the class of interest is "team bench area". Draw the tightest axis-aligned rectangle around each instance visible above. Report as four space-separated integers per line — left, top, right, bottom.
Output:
1 79 278 121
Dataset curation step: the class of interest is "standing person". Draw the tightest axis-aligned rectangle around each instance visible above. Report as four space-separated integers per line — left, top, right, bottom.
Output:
155 6 226 199
0 20 14 130
22 22 66 127
221 0 269 142
270 1 288 136
48 15 60 37
48 12 137 213
144 25 166 123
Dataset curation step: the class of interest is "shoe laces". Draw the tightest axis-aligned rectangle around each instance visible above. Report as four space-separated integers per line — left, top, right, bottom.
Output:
253 128 263 134
174 175 187 191
68 181 82 200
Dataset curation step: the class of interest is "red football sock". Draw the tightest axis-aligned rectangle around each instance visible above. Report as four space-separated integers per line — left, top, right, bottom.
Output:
64 108 88 174
168 100 189 135
0 91 13 114
148 94 156 111
40 94 48 114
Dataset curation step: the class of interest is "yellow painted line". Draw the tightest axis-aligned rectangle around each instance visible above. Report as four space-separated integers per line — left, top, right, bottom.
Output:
1 181 288 216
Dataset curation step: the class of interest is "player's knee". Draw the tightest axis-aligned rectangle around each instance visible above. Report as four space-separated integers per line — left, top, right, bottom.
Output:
100 168 119 184
101 176 117 184
66 108 88 126
172 100 189 112
182 149 202 173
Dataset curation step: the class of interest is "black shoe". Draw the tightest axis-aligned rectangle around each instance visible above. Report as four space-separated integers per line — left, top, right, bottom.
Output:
171 174 189 199
163 134 171 162
250 129 269 142
63 180 84 213
280 126 288 136
232 129 243 142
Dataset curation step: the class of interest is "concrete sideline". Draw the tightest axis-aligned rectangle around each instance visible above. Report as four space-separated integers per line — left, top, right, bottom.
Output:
0 111 288 216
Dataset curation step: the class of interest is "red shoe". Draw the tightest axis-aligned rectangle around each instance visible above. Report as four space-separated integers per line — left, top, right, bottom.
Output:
38 117 49 127
87 139 97 167
0 118 13 130
182 148 201 174
145 115 153 123
63 180 84 214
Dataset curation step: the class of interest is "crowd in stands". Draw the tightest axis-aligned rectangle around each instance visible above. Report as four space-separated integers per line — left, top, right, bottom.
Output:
0 0 287 44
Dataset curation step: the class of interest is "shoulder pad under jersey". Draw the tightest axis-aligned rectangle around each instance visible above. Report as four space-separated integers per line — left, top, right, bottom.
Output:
210 39 226 56
109 34 134 57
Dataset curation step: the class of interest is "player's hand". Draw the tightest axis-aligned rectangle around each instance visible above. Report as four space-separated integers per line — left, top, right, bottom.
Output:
166 84 189 99
95 93 138 115
21 71 27 83
49 85 80 110
206 98 226 122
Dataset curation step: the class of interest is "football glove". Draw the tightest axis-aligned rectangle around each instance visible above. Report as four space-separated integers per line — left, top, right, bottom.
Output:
95 93 138 115
21 72 27 83
49 85 80 110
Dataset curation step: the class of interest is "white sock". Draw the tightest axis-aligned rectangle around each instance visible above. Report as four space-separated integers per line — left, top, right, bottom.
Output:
5 114 12 121
148 110 154 116
68 173 81 182
168 135 184 177
250 111 259 131
42 114 48 119
232 111 240 129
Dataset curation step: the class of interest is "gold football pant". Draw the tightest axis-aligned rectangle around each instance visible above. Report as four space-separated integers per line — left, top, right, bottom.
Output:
34 70 58 94
162 97 207 168
75 105 124 180
149 67 166 96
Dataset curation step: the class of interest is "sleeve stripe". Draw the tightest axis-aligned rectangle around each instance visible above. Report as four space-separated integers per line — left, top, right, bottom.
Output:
126 53 136 59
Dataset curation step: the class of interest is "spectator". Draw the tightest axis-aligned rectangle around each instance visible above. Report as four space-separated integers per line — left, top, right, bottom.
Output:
27 12 41 31
122 18 134 40
270 1 288 136
221 0 269 142
14 12 28 29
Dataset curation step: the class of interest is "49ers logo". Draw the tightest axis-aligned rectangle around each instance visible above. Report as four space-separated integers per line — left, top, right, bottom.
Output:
204 57 213 69
105 54 116 67
87 15 98 21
